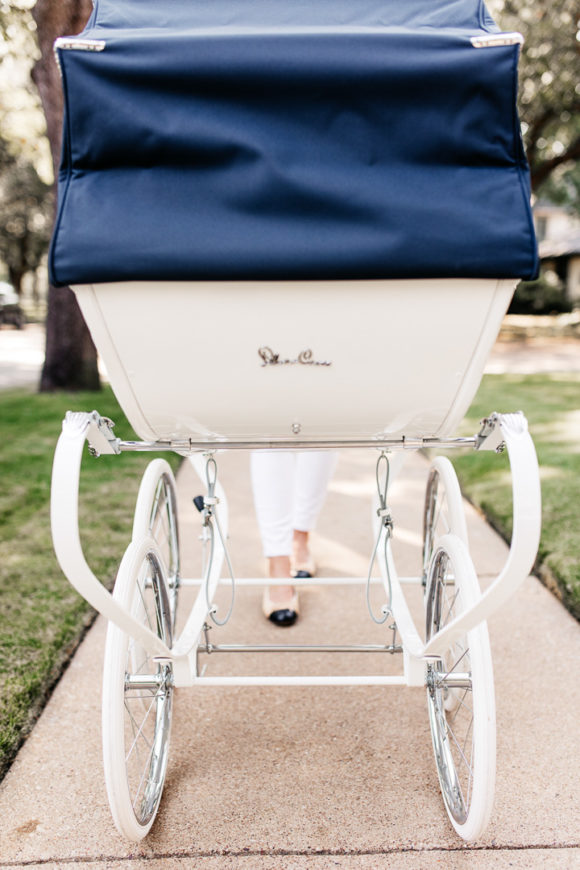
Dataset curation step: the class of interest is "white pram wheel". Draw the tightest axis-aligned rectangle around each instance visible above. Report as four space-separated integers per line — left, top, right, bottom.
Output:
422 457 469 585
132 459 180 630
102 538 174 841
425 534 496 841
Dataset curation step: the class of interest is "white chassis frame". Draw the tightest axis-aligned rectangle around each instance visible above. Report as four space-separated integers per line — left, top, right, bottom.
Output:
51 410 541 690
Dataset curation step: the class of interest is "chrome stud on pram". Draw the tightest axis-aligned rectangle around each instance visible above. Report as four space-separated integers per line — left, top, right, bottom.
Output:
50 0 541 844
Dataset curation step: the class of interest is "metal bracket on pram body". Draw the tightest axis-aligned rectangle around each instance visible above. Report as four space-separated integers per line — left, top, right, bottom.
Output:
83 410 121 456
475 411 508 453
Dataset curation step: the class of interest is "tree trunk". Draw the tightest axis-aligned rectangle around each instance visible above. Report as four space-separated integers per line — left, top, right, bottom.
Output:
41 285 100 390
32 0 100 392
32 269 40 305
8 266 24 297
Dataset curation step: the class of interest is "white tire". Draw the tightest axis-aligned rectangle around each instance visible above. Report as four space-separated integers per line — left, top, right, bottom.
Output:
422 456 468 584
102 538 173 841
425 533 496 841
133 459 180 629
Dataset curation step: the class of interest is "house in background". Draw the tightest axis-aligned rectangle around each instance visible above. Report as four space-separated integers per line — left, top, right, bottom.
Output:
534 201 580 307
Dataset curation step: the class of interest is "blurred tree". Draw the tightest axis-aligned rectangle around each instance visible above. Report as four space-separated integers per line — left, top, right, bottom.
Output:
0 1 49 172
492 0 580 204
536 162 580 216
0 134 52 295
31 0 100 390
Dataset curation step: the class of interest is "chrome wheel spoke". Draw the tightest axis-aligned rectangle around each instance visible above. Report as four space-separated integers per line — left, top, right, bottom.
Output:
445 711 473 776
132 738 157 812
125 693 157 762
448 689 473 723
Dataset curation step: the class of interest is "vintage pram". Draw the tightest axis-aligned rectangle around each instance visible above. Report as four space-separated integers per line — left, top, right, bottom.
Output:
49 0 541 844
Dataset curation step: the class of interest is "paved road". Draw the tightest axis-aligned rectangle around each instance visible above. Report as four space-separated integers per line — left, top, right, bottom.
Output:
0 323 109 390
0 323 44 390
486 337 580 374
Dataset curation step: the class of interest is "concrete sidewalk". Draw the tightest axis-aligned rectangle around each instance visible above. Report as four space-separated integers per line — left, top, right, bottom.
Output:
0 448 579 868
0 323 44 390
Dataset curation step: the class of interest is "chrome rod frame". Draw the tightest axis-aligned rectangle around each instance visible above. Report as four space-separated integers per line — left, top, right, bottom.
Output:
178 575 422 587
199 642 403 655
125 674 170 691
118 437 477 453
435 672 471 689
193 675 408 687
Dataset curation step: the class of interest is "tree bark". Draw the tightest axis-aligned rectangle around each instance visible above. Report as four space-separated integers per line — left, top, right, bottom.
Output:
32 0 100 392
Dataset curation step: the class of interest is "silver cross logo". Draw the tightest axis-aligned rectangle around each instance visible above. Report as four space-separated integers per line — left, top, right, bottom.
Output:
258 347 332 367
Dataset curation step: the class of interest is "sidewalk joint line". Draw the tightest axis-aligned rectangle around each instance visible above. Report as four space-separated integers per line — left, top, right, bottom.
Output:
1 842 579 866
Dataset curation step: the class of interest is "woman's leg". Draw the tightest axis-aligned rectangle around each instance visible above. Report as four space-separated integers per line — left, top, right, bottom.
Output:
250 451 295 559
250 451 296 613
292 451 338 568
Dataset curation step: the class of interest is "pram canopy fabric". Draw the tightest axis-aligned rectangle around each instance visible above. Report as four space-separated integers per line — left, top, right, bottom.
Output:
50 0 538 286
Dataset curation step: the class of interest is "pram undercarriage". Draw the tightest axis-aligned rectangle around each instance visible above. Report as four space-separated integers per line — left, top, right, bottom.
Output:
52 405 540 841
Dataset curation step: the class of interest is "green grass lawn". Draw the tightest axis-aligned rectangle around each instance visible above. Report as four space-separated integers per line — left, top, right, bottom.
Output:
452 372 580 620
0 387 179 781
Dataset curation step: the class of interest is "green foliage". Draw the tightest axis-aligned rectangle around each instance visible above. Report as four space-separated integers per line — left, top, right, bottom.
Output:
0 135 53 291
0 1 42 135
0 1 37 50
0 388 180 781
453 373 580 620
0 2 51 291
538 162 580 217
490 0 580 194
509 273 571 315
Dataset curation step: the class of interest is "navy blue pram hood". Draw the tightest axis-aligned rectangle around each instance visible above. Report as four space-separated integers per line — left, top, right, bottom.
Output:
50 0 538 285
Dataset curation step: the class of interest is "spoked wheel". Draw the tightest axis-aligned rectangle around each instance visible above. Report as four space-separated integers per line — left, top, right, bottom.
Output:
133 459 180 630
102 538 174 841
422 457 468 585
425 534 496 841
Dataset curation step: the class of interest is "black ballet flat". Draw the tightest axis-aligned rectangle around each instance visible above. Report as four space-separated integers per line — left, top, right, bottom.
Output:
291 557 316 579
268 607 298 627
262 590 299 627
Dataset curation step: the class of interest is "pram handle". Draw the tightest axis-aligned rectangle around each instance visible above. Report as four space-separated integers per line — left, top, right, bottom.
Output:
420 413 541 659
51 411 172 659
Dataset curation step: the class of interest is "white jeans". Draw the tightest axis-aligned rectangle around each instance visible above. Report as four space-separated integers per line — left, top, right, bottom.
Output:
251 451 338 557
